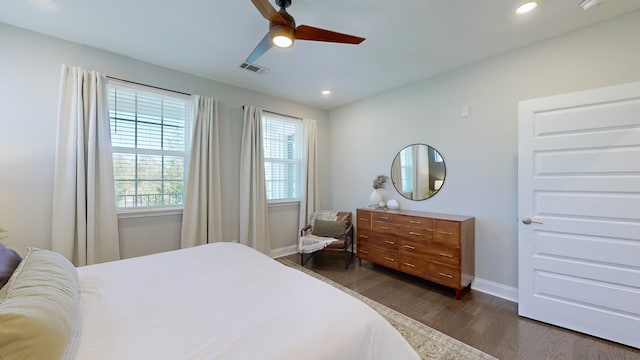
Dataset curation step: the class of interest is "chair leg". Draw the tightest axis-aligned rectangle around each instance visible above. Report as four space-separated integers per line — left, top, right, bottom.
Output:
344 233 354 270
301 252 317 267
344 251 349 269
343 245 354 270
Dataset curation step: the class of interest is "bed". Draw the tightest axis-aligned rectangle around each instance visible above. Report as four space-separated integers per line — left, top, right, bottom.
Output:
0 242 419 359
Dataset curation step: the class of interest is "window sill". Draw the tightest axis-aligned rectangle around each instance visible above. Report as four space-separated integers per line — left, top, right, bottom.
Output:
267 199 301 208
117 207 183 219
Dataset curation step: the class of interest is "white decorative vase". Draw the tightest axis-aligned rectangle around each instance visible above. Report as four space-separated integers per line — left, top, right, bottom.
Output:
369 189 383 206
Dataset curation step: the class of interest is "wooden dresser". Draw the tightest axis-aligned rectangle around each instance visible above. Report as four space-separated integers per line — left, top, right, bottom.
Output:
356 208 475 299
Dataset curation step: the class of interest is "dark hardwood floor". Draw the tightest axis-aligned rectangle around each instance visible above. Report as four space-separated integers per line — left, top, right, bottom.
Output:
281 252 640 360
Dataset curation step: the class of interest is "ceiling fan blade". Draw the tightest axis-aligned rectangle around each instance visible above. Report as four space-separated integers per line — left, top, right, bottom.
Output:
295 25 365 44
251 0 287 24
246 32 273 64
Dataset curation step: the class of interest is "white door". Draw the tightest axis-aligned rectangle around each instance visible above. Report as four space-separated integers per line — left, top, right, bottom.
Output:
518 81 640 348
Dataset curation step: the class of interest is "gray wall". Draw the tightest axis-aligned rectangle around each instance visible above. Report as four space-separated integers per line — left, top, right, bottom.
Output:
328 10 640 292
0 23 329 258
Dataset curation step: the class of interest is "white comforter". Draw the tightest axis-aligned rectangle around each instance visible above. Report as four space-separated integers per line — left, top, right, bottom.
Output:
64 242 419 360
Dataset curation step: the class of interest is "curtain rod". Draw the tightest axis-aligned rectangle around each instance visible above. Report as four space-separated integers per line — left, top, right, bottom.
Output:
106 76 191 96
242 105 302 120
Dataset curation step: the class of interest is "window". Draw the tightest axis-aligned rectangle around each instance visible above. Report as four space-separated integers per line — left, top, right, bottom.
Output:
432 148 443 163
262 112 302 201
399 147 413 194
107 83 191 209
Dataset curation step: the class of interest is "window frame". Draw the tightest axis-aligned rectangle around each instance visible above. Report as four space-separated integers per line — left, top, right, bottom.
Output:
261 111 303 204
107 79 192 213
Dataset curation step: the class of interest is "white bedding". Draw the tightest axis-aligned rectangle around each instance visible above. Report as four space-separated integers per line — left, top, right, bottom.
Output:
64 242 419 359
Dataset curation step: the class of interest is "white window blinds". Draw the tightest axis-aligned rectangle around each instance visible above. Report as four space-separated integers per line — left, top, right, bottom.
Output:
108 84 191 209
262 112 302 201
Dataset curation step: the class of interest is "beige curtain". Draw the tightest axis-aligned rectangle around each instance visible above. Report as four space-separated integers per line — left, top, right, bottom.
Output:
239 106 271 255
181 95 223 248
298 118 319 231
52 65 120 266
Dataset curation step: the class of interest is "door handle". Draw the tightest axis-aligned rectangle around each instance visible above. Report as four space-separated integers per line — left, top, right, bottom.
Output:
522 217 543 225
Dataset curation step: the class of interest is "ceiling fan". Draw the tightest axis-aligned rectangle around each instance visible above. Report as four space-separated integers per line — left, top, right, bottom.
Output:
245 0 365 64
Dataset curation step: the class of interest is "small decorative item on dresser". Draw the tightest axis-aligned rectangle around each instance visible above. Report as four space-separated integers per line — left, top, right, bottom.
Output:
369 191 383 207
369 175 388 207
386 199 399 209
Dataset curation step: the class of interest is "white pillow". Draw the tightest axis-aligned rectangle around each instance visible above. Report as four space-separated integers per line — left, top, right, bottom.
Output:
0 248 79 360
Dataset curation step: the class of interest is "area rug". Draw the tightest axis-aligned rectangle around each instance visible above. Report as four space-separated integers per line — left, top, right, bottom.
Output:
278 258 497 360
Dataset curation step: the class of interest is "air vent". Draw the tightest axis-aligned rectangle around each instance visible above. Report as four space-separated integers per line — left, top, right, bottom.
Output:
239 62 269 74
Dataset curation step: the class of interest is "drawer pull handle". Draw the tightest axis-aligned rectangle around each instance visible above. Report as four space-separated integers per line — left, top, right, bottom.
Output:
384 240 395 245
380 226 389 230
409 220 422 224
384 257 395 262
409 231 422 236
403 245 416 250
438 272 453 279
360 250 369 254
379 216 390 220
439 253 453 258
439 231 454 235
403 263 416 268
359 235 369 239
358 218 369 221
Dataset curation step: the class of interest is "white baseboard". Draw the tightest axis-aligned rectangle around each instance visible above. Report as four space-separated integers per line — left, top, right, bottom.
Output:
471 277 518 303
270 244 298 259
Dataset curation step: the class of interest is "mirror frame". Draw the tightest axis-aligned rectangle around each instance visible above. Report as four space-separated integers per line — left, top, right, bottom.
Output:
390 143 446 201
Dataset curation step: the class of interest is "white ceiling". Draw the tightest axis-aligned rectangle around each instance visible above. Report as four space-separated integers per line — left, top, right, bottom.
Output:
2 0 640 110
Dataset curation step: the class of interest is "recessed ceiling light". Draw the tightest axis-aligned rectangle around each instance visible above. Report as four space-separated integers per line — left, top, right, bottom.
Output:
516 1 538 15
321 90 331 95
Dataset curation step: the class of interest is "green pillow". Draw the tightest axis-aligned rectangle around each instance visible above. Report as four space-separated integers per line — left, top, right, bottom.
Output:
312 220 347 238
0 247 80 360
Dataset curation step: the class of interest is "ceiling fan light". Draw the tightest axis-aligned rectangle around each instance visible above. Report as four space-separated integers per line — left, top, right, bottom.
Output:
270 24 294 48
273 35 293 48
516 1 538 15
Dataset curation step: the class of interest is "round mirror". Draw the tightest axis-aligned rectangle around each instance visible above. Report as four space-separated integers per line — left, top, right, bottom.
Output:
390 144 446 201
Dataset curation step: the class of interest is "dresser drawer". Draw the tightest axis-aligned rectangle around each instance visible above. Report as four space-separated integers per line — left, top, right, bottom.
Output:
356 210 372 230
396 215 434 230
372 220 398 235
358 243 399 270
424 262 461 288
369 233 399 251
424 246 460 266
356 229 373 245
399 254 427 278
371 212 399 223
357 242 374 261
434 220 460 248
399 238 429 257
375 248 400 270
396 226 433 242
